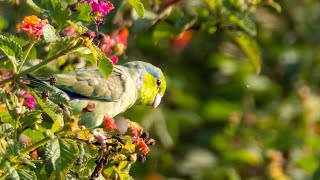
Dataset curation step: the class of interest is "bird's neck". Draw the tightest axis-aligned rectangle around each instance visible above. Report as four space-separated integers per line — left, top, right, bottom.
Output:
126 67 144 104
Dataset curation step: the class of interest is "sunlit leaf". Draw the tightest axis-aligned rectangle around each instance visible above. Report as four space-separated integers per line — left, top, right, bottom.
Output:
25 0 43 13
229 32 261 74
43 24 60 43
5 162 19 179
127 0 145 18
0 34 22 65
98 55 114 80
59 139 79 172
229 15 257 36
77 3 93 22
20 110 42 130
17 168 37 180
44 137 61 177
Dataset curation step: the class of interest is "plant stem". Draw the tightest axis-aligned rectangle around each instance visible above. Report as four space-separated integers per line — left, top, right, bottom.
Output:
0 43 81 85
20 136 50 154
17 42 35 73
20 128 67 154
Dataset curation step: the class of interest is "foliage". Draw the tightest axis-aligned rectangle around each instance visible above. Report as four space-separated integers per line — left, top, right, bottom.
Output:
1 0 319 179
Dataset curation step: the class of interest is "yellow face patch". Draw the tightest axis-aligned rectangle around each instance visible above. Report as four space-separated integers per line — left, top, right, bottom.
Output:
138 73 158 105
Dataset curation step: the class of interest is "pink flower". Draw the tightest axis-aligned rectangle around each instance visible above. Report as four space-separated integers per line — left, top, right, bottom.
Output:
91 1 114 15
16 15 48 40
81 0 114 16
110 56 118 64
26 96 36 110
61 26 78 37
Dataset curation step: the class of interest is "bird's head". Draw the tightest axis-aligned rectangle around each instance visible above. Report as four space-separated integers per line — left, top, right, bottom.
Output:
124 61 166 108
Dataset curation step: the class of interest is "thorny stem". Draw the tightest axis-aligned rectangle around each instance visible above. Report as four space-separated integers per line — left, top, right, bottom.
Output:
17 42 35 73
0 41 81 85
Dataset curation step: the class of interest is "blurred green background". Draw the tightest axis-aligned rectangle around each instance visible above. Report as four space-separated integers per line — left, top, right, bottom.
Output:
2 0 320 179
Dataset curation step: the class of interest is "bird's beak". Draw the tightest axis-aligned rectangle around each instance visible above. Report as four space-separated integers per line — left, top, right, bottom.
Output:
151 93 162 108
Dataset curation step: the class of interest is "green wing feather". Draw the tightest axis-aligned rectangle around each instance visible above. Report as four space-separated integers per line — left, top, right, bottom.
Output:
54 66 127 102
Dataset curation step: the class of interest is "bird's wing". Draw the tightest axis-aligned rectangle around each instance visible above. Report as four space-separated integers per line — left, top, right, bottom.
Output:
54 66 128 102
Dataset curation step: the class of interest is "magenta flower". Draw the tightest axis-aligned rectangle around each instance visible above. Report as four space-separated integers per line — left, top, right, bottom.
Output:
110 56 118 64
25 96 36 110
81 0 114 16
91 1 114 15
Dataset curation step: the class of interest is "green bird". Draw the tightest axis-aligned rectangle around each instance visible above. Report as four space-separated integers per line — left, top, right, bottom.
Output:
28 61 166 128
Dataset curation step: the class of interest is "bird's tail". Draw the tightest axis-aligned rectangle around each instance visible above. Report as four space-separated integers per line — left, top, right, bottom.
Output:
24 74 70 104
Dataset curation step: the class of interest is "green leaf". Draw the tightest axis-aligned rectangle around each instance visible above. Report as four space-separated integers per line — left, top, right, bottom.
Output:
0 34 23 65
44 138 79 178
59 139 79 172
20 110 42 130
5 161 19 179
0 122 13 138
0 111 12 124
22 128 45 143
17 168 37 180
77 3 93 22
25 0 43 13
266 1 281 13
103 167 114 179
98 55 114 79
42 0 71 27
46 37 81 59
76 47 97 65
175 15 197 33
229 32 261 74
127 0 145 18
229 15 257 36
45 137 61 177
152 22 178 41
43 24 60 43
28 89 57 123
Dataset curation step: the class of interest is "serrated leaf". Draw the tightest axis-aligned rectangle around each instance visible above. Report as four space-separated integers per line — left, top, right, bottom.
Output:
0 123 13 138
127 0 145 18
43 0 71 27
28 89 57 123
77 3 93 22
51 114 64 132
229 15 257 36
229 32 261 74
60 139 79 171
45 137 61 177
20 110 42 130
43 24 60 43
46 37 80 59
98 56 114 80
17 168 37 180
0 34 22 65
5 161 19 179
44 138 80 178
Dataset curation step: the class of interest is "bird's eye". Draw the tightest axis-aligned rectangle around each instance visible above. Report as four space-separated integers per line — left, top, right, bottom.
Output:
156 79 161 86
